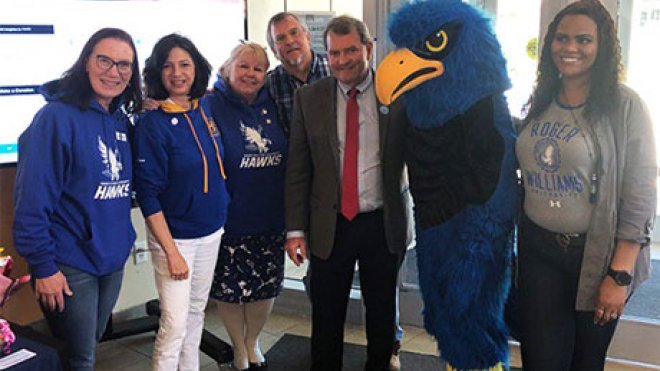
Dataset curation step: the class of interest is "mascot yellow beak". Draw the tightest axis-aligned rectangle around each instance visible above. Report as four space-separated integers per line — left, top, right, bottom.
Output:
375 48 444 106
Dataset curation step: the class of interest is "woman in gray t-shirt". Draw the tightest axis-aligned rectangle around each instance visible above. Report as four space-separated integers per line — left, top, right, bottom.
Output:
516 1 656 370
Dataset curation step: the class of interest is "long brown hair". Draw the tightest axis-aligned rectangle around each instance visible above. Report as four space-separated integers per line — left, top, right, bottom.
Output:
58 28 142 114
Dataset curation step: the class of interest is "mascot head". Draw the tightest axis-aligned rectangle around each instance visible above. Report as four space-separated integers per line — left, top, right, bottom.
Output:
376 0 511 128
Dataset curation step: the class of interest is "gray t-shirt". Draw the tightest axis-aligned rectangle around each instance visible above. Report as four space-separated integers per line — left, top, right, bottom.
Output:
516 101 596 233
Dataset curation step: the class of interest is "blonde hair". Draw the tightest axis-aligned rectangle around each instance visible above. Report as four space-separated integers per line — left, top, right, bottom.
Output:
219 42 270 82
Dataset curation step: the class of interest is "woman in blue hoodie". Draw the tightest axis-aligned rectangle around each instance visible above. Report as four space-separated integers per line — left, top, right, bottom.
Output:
13 28 142 371
207 42 286 371
133 34 229 371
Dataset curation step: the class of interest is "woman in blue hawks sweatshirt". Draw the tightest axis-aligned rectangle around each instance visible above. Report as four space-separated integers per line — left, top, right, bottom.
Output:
13 28 142 371
133 34 229 371
207 42 286 371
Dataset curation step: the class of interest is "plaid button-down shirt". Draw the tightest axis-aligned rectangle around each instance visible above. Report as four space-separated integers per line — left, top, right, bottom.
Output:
266 52 330 135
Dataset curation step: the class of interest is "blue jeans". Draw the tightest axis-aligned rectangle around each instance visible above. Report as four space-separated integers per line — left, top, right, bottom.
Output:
42 264 124 371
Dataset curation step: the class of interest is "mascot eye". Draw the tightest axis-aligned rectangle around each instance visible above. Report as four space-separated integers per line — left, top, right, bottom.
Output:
425 30 448 52
412 21 461 61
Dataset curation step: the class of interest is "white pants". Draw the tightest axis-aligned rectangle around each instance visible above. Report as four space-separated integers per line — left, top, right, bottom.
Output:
150 227 223 371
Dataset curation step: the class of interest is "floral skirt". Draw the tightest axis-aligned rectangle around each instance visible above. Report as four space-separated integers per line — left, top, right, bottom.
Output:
210 233 285 303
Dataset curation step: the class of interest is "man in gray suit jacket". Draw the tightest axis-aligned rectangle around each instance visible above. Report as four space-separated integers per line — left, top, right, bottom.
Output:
285 15 412 371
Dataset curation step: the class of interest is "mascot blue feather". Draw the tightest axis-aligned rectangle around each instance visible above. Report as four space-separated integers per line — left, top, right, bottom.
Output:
375 0 518 369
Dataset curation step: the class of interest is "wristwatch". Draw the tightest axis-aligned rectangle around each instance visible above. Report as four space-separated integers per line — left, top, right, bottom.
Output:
607 268 632 286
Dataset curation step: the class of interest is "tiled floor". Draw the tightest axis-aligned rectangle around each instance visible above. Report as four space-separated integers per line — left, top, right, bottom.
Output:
94 302 656 371
95 303 439 371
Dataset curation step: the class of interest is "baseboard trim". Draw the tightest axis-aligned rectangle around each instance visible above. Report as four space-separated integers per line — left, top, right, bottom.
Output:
606 358 660 370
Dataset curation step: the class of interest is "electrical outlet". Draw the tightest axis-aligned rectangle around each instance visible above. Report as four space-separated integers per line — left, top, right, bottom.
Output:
134 250 149 265
133 241 149 265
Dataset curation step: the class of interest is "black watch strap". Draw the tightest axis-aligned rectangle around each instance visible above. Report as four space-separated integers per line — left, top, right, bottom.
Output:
607 267 632 286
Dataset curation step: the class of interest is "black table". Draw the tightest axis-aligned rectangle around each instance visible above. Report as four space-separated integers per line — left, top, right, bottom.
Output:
3 324 62 371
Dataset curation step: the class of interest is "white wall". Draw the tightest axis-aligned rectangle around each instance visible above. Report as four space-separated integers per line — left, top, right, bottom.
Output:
113 208 157 314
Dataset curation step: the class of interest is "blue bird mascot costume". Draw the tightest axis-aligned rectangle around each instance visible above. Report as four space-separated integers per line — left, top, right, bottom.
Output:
375 0 518 370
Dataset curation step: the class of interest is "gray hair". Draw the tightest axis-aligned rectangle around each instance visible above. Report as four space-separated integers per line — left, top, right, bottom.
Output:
266 12 309 52
219 42 270 82
323 15 371 50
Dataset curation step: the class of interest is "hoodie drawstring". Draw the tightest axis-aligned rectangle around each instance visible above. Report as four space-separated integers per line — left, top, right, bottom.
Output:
182 110 226 194
200 109 227 180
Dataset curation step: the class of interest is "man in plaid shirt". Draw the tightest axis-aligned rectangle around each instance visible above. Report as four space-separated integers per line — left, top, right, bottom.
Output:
266 12 330 134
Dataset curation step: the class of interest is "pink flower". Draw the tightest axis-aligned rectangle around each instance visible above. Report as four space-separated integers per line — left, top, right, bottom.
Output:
0 319 15 354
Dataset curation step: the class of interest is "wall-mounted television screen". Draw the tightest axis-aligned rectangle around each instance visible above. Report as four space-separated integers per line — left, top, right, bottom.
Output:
0 0 245 165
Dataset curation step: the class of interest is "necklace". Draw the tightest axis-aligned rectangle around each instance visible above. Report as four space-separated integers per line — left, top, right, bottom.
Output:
567 107 593 159
565 104 601 204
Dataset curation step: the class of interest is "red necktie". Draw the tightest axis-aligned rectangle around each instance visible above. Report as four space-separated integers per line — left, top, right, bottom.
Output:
341 88 359 221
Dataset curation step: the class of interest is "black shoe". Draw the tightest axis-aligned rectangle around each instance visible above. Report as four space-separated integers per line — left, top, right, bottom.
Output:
226 364 248 371
225 364 248 371
249 361 268 370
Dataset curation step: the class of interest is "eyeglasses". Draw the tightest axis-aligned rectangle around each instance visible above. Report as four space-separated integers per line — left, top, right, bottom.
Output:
94 54 133 75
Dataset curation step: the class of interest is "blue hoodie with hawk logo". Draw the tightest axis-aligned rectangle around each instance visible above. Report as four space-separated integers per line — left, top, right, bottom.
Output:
206 77 286 236
133 99 229 239
13 80 136 279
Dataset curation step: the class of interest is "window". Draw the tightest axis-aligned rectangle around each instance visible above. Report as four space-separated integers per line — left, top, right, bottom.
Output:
494 0 542 117
616 0 660 324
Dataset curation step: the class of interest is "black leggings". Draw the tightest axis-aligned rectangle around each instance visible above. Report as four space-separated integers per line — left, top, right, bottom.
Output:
518 215 618 371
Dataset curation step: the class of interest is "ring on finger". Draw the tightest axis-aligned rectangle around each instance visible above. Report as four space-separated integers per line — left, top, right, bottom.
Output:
610 313 618 320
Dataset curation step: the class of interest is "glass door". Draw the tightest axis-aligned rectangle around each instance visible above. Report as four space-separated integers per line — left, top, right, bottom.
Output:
607 0 660 365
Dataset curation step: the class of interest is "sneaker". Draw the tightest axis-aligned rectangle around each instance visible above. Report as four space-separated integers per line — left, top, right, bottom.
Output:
389 341 401 371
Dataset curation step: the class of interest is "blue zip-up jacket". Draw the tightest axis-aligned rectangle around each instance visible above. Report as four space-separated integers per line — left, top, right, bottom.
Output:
13 80 136 279
133 99 229 239
207 78 286 236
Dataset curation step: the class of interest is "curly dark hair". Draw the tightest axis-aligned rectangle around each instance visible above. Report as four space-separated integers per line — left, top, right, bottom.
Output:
58 28 142 114
524 0 622 125
143 34 211 101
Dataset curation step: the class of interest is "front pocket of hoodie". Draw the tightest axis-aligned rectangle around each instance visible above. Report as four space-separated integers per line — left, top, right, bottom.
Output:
77 224 131 273
163 194 194 220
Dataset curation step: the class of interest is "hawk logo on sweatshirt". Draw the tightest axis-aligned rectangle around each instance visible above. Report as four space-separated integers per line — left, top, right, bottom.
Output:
93 137 130 201
238 122 283 169
241 122 271 153
98 137 123 181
